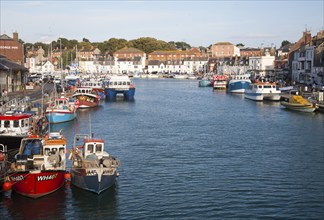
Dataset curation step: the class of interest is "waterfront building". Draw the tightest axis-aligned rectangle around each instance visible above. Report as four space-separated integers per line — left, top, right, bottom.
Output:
210 42 240 58
147 60 167 73
290 30 324 87
248 50 275 78
240 48 261 57
182 57 208 73
76 47 101 61
0 55 27 93
148 48 204 62
0 32 24 66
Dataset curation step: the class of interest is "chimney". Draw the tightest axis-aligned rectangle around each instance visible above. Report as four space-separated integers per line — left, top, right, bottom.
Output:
13 32 18 41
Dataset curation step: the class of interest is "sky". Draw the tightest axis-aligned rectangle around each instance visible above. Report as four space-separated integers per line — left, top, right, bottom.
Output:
1 0 323 48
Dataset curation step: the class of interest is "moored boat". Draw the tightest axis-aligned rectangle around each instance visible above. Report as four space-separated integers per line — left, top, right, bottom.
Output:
72 87 100 108
7 132 68 198
104 75 135 101
198 78 211 87
245 81 281 101
81 80 106 100
45 95 77 124
280 95 317 112
0 112 48 151
228 74 251 93
69 133 120 194
212 74 228 90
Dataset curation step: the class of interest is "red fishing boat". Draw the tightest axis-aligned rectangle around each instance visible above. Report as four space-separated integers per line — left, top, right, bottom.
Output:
72 87 100 108
6 131 68 198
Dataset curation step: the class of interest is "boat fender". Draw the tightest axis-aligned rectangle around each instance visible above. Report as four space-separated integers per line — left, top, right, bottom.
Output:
2 181 12 191
0 152 4 161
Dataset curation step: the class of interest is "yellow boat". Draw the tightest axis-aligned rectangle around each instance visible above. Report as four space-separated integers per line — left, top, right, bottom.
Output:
280 95 317 113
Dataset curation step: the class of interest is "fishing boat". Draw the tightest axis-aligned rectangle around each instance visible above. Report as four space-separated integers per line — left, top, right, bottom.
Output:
81 80 106 100
72 87 100 108
45 95 78 124
0 112 48 151
280 95 317 112
0 144 8 188
198 78 211 87
212 75 228 90
245 81 281 101
227 74 251 93
69 133 120 194
6 132 68 198
104 75 135 101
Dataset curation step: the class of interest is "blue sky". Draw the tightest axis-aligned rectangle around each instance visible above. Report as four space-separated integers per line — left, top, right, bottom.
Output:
1 0 323 48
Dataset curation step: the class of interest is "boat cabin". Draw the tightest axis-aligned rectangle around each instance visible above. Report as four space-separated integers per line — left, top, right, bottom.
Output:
0 112 31 136
75 87 95 95
15 132 66 171
83 138 107 160
107 75 133 91
81 81 103 89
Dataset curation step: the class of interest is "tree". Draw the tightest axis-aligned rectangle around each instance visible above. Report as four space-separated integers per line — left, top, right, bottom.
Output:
281 40 291 48
82 38 90 43
236 43 245 47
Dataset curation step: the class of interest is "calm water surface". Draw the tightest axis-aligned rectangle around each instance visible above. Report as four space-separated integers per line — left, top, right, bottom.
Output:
1 79 324 219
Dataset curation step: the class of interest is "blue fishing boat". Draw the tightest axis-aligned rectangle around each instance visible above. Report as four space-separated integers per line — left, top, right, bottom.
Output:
69 133 120 194
45 95 77 124
228 74 251 93
104 75 135 101
198 78 211 87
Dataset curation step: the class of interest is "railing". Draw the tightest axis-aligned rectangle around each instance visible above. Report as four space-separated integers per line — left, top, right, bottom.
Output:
1 96 31 114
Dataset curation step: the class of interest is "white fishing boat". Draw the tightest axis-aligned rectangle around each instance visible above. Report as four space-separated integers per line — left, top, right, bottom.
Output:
245 81 281 101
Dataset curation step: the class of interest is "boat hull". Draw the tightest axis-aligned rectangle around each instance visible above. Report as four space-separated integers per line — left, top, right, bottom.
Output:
280 102 316 112
198 80 211 87
213 81 227 90
10 170 65 199
245 92 281 101
71 169 117 194
45 111 77 124
105 88 135 101
228 80 251 93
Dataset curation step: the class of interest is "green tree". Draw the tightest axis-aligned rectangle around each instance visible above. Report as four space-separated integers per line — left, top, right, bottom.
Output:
236 43 245 47
281 40 291 48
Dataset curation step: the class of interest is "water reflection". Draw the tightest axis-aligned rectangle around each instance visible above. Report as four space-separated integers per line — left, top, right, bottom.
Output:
68 184 118 219
2 186 67 219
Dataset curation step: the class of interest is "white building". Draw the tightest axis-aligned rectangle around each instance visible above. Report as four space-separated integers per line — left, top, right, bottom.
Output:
249 49 275 77
147 60 167 73
41 60 55 73
182 57 208 73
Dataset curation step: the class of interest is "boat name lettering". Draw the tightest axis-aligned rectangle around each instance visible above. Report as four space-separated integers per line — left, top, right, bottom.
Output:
11 175 24 181
86 170 97 176
37 174 58 181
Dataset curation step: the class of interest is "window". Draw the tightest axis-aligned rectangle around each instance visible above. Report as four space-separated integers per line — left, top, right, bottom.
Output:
96 144 102 153
87 144 94 153
4 121 10 128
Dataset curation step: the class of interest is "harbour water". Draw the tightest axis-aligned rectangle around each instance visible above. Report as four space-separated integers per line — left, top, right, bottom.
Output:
1 78 324 219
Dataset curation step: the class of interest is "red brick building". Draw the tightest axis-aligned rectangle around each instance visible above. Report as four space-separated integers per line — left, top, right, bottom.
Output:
113 47 145 59
0 32 24 66
148 48 204 61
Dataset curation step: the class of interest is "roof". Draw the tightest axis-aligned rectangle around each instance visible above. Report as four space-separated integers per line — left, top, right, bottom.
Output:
114 47 145 54
214 42 233 46
0 34 12 40
0 56 27 71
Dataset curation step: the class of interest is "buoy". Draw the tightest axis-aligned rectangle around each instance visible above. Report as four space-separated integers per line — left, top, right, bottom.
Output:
0 152 4 161
64 172 71 181
3 182 12 191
